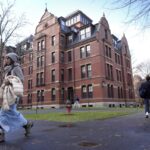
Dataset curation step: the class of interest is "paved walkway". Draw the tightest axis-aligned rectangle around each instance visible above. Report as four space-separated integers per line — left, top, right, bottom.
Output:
0 111 150 150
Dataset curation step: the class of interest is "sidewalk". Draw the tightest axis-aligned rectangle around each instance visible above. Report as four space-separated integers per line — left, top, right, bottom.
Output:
0 111 149 150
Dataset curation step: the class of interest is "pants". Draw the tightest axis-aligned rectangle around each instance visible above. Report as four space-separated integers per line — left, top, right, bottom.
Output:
0 103 27 132
144 99 150 113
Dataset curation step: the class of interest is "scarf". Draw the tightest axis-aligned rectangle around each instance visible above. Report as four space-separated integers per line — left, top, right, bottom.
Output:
4 65 13 77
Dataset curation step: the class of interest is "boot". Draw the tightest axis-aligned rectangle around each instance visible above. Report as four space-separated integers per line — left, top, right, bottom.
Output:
23 121 33 137
0 128 5 142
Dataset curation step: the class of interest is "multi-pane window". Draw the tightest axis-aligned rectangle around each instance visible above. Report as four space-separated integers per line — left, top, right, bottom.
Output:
118 87 121 98
28 80 32 89
40 72 44 85
107 84 114 98
41 56 44 67
82 85 87 98
38 42 41 51
81 64 92 78
105 45 111 58
68 68 72 81
37 91 41 102
37 57 40 67
28 66 33 75
88 84 93 98
60 51 64 63
60 35 65 46
61 88 65 102
61 69 64 82
116 69 122 81
68 51 72 62
86 45 91 57
37 56 44 67
51 35 56 46
36 73 40 86
51 69 55 82
80 47 86 58
41 90 44 101
37 40 45 51
36 72 44 86
51 88 56 101
87 64 92 78
81 84 93 99
118 87 123 98
80 45 91 58
81 65 86 78
37 90 44 102
80 27 91 40
41 40 45 49
106 63 113 80
51 52 55 63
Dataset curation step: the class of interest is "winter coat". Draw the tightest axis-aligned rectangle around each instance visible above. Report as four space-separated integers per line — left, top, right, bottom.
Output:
139 81 150 99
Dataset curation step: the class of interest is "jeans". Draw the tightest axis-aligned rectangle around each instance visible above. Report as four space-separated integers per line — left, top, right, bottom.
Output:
144 99 150 113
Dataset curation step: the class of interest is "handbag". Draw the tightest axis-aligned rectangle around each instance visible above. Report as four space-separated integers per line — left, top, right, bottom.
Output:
5 75 24 97
0 87 3 99
0 84 5 99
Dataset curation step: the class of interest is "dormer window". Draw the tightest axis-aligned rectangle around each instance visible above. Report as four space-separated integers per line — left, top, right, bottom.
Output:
68 35 73 43
80 27 91 40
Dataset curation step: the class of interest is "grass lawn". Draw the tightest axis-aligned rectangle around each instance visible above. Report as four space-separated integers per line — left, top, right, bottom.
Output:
24 108 141 122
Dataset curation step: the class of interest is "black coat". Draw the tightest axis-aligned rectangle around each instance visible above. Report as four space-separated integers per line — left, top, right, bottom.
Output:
139 81 150 99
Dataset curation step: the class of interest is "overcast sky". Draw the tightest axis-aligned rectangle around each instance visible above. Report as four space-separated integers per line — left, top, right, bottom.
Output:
2 0 149 67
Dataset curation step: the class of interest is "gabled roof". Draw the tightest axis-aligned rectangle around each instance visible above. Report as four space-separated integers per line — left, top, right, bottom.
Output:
39 9 55 23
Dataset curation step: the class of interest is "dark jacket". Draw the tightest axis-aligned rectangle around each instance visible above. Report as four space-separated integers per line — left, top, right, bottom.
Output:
139 81 150 99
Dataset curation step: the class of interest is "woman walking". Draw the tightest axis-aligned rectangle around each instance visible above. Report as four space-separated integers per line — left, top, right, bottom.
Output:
0 52 33 142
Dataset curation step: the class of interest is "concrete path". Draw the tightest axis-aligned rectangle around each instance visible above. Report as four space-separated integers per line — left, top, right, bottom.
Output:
0 112 150 150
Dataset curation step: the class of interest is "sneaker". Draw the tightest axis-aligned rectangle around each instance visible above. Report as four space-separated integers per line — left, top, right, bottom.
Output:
0 128 5 142
146 115 149 118
146 112 149 118
23 121 33 137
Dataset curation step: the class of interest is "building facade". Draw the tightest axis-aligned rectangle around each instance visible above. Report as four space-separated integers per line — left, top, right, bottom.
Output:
18 9 135 108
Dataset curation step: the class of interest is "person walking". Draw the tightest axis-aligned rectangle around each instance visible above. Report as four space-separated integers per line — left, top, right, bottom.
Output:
73 96 80 108
139 75 150 118
0 52 33 142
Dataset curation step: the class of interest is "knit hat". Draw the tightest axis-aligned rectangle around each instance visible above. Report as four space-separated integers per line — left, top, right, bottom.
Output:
6 52 19 62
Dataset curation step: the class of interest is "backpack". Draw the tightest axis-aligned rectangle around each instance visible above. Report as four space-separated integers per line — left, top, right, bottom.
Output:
139 86 147 98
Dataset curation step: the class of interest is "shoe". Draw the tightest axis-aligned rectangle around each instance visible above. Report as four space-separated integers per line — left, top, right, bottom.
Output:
0 128 5 142
145 112 149 118
23 121 33 137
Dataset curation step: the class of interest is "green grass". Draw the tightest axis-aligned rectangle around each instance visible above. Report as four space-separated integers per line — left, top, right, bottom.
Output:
24 110 139 122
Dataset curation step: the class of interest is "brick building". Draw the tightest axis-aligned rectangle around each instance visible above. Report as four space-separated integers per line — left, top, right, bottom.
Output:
17 9 135 108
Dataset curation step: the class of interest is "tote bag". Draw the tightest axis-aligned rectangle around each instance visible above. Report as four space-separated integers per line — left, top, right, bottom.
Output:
6 75 24 97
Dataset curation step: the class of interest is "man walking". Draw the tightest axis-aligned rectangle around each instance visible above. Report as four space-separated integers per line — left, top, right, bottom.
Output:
139 75 150 118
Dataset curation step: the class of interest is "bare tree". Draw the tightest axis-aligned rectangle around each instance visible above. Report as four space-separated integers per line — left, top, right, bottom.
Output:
134 61 150 78
0 0 27 83
110 0 150 28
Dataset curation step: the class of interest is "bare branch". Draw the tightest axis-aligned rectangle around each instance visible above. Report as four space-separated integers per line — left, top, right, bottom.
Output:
109 0 150 29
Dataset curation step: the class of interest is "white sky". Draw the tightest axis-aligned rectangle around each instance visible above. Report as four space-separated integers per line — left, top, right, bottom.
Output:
2 0 150 67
